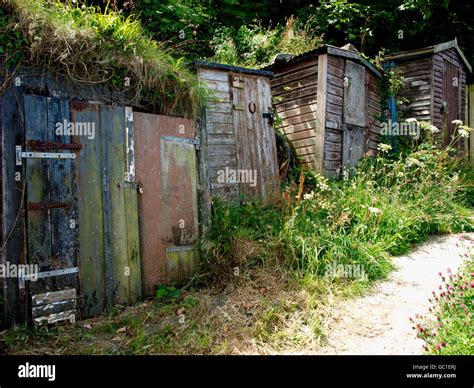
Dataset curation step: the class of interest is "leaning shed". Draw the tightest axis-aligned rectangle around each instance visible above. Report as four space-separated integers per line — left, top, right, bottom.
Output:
266 44 383 178
385 39 472 148
195 61 280 203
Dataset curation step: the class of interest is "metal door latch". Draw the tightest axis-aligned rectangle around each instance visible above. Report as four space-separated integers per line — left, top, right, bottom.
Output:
16 145 76 166
262 111 275 125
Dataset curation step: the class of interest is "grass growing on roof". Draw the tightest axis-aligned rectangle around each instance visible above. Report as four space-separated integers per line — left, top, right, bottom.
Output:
0 0 203 117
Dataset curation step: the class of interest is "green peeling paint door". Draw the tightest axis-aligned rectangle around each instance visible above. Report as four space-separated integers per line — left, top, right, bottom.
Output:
23 94 80 324
71 102 142 317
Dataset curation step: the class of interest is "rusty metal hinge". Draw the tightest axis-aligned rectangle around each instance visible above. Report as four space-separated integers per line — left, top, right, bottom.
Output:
161 136 200 150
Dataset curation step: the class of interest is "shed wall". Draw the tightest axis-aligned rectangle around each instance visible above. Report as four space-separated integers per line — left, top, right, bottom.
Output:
432 48 467 127
271 58 319 170
324 55 344 176
394 56 433 122
198 66 279 202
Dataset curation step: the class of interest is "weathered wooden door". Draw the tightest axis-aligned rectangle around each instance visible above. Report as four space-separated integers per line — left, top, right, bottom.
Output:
443 61 460 147
134 114 199 296
23 94 79 324
343 61 367 170
71 102 142 317
230 73 279 200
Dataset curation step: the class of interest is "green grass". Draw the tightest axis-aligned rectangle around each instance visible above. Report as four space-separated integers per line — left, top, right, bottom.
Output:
1 0 204 117
414 255 473 355
202 142 473 288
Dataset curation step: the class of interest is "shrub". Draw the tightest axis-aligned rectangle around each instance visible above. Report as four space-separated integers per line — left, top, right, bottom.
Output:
209 17 323 68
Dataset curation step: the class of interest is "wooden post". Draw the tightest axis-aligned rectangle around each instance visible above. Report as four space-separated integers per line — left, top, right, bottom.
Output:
315 54 328 173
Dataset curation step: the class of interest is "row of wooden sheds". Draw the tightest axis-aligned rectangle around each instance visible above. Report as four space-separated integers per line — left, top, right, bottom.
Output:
1 40 472 326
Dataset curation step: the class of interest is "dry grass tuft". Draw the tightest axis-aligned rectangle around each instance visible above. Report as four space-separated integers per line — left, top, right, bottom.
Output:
1 0 203 117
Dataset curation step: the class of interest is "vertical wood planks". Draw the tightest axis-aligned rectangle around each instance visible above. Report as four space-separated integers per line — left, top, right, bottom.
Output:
48 97 78 291
24 95 51 296
74 102 141 314
468 85 474 166
230 73 280 201
344 61 367 127
124 107 141 301
315 54 328 173
72 101 105 317
257 76 279 198
2 86 26 325
101 105 129 305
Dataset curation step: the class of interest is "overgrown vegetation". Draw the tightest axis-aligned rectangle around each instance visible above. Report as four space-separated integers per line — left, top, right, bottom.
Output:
0 0 203 117
133 0 474 66
209 17 323 68
2 136 472 354
413 251 473 355
202 138 473 286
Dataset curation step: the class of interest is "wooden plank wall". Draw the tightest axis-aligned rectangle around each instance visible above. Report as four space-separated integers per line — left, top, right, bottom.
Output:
395 56 433 122
432 48 467 149
2 86 28 326
198 68 239 201
468 84 474 166
324 56 344 176
271 58 319 170
72 102 106 318
367 71 382 154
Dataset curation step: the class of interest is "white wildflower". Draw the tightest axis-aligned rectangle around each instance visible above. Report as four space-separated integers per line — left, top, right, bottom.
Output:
368 207 381 214
303 191 315 201
451 119 463 125
407 157 424 168
428 125 440 134
458 128 469 138
377 143 392 153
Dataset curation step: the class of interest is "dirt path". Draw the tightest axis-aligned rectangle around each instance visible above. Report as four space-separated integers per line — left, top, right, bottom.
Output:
298 233 473 355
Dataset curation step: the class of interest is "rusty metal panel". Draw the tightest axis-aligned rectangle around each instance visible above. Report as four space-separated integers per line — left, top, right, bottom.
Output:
134 113 198 295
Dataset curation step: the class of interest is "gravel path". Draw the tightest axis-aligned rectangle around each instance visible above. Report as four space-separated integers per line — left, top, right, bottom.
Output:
309 233 473 355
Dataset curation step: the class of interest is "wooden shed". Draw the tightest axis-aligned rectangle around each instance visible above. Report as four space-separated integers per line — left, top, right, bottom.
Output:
266 45 383 178
196 61 280 203
385 39 472 148
0 67 202 325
